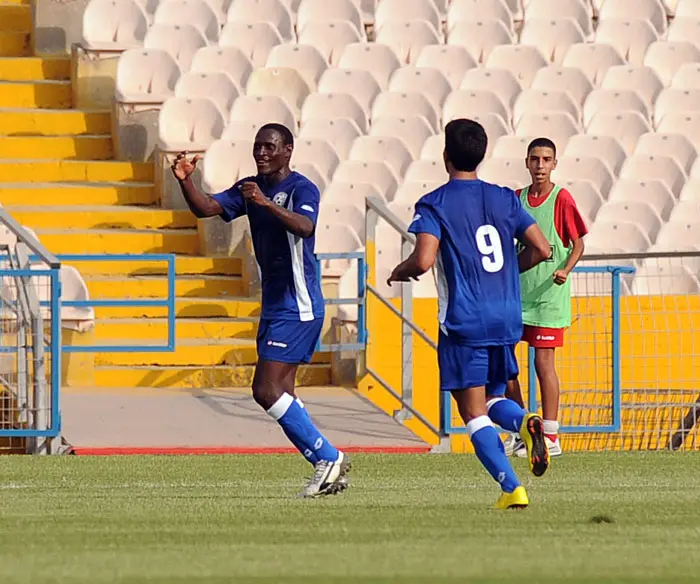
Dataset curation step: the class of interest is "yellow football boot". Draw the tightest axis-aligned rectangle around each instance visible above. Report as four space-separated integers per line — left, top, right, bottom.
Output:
494 486 529 510
520 413 550 477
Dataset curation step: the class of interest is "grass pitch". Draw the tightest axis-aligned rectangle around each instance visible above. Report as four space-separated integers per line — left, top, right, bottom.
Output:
0 452 698 584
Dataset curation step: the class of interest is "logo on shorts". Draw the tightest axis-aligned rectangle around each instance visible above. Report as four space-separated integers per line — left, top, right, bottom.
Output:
267 340 288 348
272 192 288 207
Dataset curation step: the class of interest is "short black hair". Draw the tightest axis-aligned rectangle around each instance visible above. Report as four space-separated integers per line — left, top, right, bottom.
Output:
258 123 294 147
527 137 556 157
444 119 487 172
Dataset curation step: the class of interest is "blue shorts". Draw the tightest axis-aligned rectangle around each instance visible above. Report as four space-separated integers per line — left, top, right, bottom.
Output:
438 334 519 395
256 318 323 364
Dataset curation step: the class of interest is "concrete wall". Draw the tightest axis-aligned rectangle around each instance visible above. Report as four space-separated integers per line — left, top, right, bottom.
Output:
34 0 88 55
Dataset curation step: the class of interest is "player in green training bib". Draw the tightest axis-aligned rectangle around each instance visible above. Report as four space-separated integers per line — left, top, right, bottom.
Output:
505 138 588 458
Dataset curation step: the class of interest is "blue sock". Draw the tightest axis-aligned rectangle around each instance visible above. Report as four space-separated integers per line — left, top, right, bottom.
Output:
267 393 339 463
467 416 520 493
487 397 526 433
294 397 318 465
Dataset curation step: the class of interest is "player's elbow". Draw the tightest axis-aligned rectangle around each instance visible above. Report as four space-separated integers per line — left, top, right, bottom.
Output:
415 254 435 274
535 242 552 265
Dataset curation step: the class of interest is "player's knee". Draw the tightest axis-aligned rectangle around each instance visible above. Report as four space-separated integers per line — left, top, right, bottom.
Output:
252 379 281 410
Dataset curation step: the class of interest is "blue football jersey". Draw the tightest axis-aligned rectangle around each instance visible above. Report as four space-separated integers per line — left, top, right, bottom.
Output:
408 178 536 346
212 171 325 321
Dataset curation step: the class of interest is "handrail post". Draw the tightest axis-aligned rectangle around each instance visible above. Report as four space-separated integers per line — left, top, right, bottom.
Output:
396 237 414 421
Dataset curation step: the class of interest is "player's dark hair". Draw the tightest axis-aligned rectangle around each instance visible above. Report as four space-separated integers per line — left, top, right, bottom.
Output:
527 137 556 157
444 119 487 172
259 123 294 148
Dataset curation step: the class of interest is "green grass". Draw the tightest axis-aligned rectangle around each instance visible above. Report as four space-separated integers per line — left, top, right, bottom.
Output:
0 453 698 583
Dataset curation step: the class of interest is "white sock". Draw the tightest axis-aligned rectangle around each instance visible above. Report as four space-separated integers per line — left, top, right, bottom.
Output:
543 419 559 437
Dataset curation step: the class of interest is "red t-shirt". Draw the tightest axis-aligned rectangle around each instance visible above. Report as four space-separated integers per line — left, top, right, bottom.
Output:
515 186 588 247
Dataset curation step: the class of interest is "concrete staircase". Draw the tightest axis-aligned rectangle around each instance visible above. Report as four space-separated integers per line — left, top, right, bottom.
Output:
0 1 331 390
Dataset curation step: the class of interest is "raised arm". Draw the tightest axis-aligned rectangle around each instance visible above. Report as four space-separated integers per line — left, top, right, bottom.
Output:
171 152 224 219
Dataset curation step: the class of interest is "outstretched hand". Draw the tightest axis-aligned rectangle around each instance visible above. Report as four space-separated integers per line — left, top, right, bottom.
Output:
386 267 419 287
171 152 201 181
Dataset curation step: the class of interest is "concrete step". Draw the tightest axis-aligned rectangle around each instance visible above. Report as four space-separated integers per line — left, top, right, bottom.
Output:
0 57 71 81
0 182 155 205
85 274 244 299
93 296 261 319
10 206 193 230
93 363 331 388
0 5 31 33
65 255 242 277
0 136 112 159
0 109 111 135
93 317 258 340
0 160 153 182
0 32 29 57
0 80 73 108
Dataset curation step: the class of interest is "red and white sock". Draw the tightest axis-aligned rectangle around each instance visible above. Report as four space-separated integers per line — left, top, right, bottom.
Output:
543 419 559 443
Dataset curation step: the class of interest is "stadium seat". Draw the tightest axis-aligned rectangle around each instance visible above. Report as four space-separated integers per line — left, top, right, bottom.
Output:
657 112 700 150
562 43 625 87
552 155 615 195
582 89 650 128
293 138 341 179
370 116 434 158
348 136 414 179
374 0 441 35
478 157 531 187
655 219 700 250
460 68 521 108
153 0 221 43
130 0 159 21
446 19 515 64
297 21 364 66
486 45 548 89
115 49 181 104
492 135 535 159
372 92 439 132
586 111 652 155
337 43 402 90
201 139 256 193
524 0 592 37
513 89 580 127
654 89 700 128
387 200 419 225
519 18 587 64
317 201 366 239
297 0 364 36
174 72 239 118
680 176 700 201
564 134 627 176
333 161 399 201
301 93 368 133
557 179 604 224
404 160 449 184
444 90 510 129
299 118 362 159
266 44 328 88
317 69 381 115
246 68 310 116
598 200 664 241
158 96 225 152
600 66 663 109
415 45 478 89
315 222 363 276
420 133 445 161
388 67 452 112
290 162 328 192
446 0 514 33
599 0 667 36
676 0 700 18
530 66 593 106
632 264 700 295
219 22 283 68
323 181 385 207
515 112 580 152
355 0 378 24
643 41 700 87
669 200 700 223
619 155 687 196
190 46 253 90
227 0 294 42
468 113 511 157
143 23 207 71
82 0 148 51
667 17 700 50
672 62 700 89
585 221 651 253
230 95 298 134
634 132 697 174
376 21 442 64
608 179 676 220
221 120 268 141
393 180 443 203
594 19 659 67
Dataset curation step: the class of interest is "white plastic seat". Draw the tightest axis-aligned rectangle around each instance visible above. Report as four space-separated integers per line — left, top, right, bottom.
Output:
531 65 594 106
82 0 148 51
404 160 449 184
583 89 650 128
370 116 434 158
644 41 700 87
317 201 366 239
600 66 663 109
393 180 443 203
524 0 592 37
348 136 414 179
594 19 659 67
586 111 652 155
190 46 253 89
485 44 548 89
585 221 651 253
297 21 364 66
374 0 441 35
564 134 627 176
552 155 615 195
520 18 587 64
556 179 604 224
323 181 385 206
372 92 439 132
619 155 687 196
657 112 700 150
227 0 293 42
654 89 700 128
513 89 580 127
478 157 531 188
143 23 207 71
230 95 298 134
317 69 381 116
460 68 521 108
597 201 663 241
608 178 676 219
447 19 514 64
266 44 327 88
301 92 368 133
632 264 700 295
315 223 363 276
444 90 510 129
299 118 362 159
219 22 283 68
201 139 255 194
333 161 399 201
356 0 378 25
158 96 225 152
562 42 625 86
447 0 514 33
669 200 700 222
246 68 310 116
634 132 697 174
415 45 477 89
680 177 700 201
492 135 535 159
337 43 402 90
293 138 341 179
599 0 667 36
175 71 239 117
290 162 328 192
464 113 511 157
515 112 580 152
668 17 700 50
676 0 700 18
153 0 221 43
420 133 445 161
115 48 181 103
671 62 700 89
655 219 700 250
388 67 452 111
297 0 364 36
221 120 265 141
376 21 441 64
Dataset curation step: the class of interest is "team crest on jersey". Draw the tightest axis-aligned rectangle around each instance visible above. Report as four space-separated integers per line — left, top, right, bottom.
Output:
272 192 288 207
